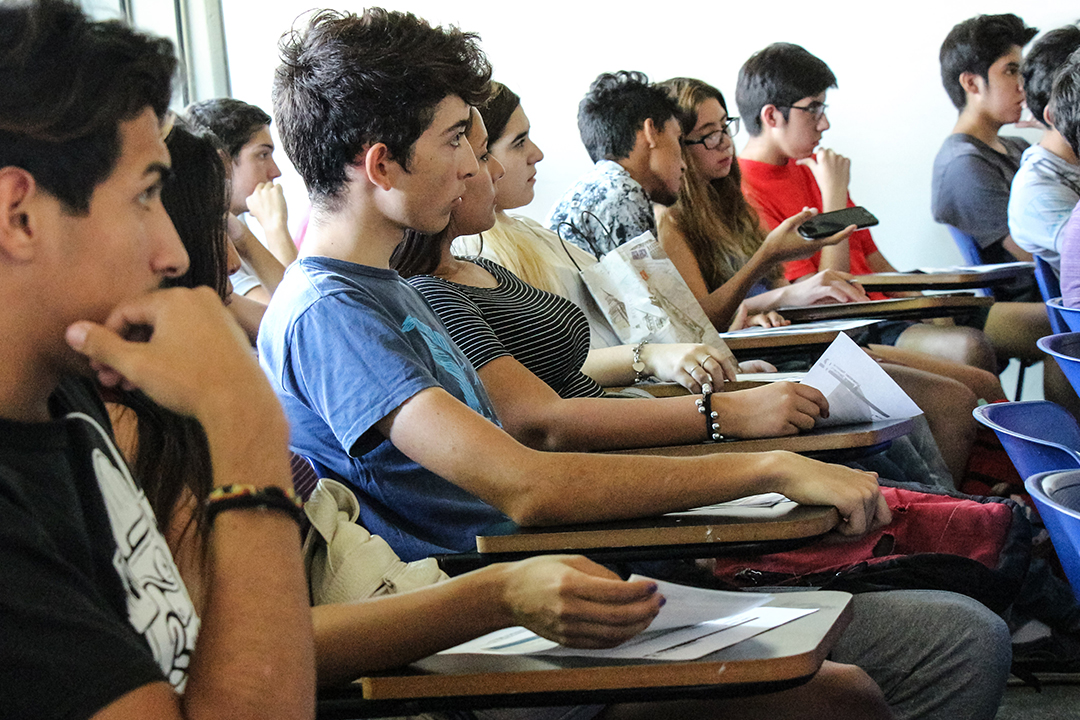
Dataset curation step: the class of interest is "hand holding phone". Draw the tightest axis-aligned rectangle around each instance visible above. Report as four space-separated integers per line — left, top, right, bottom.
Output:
797 206 879 240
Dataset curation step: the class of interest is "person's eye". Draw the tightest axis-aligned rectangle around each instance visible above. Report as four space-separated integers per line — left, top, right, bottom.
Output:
138 184 162 207
450 131 466 148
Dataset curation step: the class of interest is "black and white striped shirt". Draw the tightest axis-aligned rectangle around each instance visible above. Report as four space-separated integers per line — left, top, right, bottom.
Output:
408 258 604 399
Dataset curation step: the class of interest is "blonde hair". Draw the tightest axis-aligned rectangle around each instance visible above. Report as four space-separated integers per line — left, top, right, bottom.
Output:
657 77 781 293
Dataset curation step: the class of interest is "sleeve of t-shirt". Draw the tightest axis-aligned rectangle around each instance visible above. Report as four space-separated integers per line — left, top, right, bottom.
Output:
0 488 165 720
284 292 446 458
407 277 511 371
936 153 1013 250
1009 175 1080 256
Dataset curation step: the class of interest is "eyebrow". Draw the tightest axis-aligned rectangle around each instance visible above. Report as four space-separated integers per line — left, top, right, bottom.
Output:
510 128 529 144
445 116 471 137
145 162 174 184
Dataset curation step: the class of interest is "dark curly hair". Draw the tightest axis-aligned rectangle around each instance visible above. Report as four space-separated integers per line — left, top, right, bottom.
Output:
272 7 491 210
577 71 683 163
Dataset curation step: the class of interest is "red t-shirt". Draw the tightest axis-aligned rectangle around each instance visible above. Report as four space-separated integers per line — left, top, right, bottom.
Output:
739 158 884 297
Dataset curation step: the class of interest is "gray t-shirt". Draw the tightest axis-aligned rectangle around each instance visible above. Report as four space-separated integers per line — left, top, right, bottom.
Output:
1008 144 1080 274
931 133 1029 259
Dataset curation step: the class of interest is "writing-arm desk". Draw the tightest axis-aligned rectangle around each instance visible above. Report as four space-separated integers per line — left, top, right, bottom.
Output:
471 418 909 563
777 294 993 324
853 263 1033 292
316 590 853 719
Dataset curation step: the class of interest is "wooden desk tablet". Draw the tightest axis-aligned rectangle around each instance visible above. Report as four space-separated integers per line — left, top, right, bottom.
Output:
778 294 993 324
316 591 853 718
475 501 840 558
608 417 913 458
853 263 1033 292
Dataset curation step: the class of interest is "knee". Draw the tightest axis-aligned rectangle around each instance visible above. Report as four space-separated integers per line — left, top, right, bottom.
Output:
815 662 891 720
948 327 998 373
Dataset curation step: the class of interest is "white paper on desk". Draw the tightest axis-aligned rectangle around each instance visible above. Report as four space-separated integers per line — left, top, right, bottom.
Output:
735 371 806 383
800 333 922 427
914 261 1033 274
720 318 879 338
438 577 779 661
670 493 791 511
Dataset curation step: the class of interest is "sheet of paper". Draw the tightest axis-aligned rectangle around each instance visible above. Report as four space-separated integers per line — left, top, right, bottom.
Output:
800 332 922 427
630 576 772 631
670 493 791 511
734 371 806 383
438 577 782 661
914 261 1033 274
720 318 879 338
438 606 816 662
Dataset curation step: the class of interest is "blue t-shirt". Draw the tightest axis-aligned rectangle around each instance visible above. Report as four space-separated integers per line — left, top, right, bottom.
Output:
258 257 508 560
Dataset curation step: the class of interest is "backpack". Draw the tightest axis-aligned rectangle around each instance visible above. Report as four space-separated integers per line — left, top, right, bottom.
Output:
711 483 1032 614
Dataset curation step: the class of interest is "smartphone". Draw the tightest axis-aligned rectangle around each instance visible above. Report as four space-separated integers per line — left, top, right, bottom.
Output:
797 206 879 240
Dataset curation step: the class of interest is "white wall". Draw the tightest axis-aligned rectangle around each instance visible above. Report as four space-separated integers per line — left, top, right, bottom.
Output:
223 0 1078 271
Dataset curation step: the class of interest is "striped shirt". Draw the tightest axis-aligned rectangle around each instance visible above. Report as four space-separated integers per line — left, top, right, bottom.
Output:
408 258 604 399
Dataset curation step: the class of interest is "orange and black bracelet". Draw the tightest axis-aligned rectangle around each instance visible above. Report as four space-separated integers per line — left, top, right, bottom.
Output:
205 484 304 526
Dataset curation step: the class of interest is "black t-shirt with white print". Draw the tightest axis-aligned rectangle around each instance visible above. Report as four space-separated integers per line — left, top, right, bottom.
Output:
0 377 198 719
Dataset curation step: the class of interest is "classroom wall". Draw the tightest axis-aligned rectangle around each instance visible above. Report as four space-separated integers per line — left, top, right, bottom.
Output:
223 0 1078 272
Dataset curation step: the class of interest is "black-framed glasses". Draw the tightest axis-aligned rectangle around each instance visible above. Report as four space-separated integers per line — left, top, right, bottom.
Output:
683 116 741 149
778 101 828 120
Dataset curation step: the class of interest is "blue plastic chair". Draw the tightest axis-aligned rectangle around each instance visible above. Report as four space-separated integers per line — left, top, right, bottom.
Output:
946 226 990 298
1038 333 1080 400
1026 469 1080 600
1035 256 1062 302
972 401 1080 480
1049 298 1080 333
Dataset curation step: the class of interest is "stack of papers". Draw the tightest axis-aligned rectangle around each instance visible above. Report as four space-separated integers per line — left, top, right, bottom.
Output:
439 577 815 661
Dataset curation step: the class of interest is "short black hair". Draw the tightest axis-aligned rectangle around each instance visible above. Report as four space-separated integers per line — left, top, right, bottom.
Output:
182 98 272 159
1052 49 1080 157
272 7 491 210
736 43 837 136
940 14 1038 111
1023 25 1080 127
577 71 683 163
0 0 175 213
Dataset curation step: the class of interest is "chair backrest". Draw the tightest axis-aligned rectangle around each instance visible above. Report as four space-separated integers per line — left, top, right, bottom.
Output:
1026 469 1080 600
972 400 1080 479
945 226 990 297
1049 297 1080 333
1038 333 1080 399
1035 256 1062 302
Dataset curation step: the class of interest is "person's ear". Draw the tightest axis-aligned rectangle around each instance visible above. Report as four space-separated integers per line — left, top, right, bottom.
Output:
761 104 783 129
0 167 40 262
1044 103 1056 129
642 118 660 148
959 71 983 98
356 143 396 191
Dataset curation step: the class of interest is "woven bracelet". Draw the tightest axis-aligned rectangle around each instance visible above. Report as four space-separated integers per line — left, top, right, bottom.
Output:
205 484 304 527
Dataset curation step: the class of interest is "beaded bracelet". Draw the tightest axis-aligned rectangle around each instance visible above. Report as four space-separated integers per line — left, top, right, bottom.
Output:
205 484 304 527
632 340 650 383
695 383 723 442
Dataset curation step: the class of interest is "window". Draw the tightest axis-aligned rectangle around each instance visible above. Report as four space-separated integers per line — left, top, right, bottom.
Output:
82 0 230 108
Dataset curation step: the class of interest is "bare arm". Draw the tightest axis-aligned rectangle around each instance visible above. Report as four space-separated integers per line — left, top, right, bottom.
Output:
796 150 852 272
228 214 286 295
69 287 314 720
582 341 738 391
225 292 267 345
478 354 835 451
375 386 889 532
246 183 298 266
312 556 661 687
1002 234 1034 262
658 207 855 326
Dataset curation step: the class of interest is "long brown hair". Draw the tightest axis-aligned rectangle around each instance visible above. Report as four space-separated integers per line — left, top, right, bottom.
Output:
657 77 779 293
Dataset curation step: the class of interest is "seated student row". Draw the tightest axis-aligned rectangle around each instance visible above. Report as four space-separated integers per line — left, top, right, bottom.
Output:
452 79 998 482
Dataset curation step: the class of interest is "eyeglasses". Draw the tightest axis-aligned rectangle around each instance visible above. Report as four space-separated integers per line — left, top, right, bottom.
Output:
778 101 828 120
682 116 741 150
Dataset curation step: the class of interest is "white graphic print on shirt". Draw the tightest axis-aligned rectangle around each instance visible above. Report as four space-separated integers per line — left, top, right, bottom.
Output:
74 412 200 691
